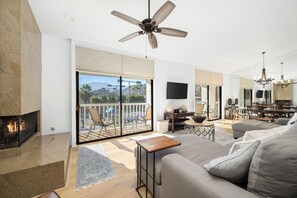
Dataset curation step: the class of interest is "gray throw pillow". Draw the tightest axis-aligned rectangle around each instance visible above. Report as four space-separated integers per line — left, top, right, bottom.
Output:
247 123 297 198
204 140 260 184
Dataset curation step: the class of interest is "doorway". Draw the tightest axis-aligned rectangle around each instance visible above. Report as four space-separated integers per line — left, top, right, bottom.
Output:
195 85 222 120
76 72 153 144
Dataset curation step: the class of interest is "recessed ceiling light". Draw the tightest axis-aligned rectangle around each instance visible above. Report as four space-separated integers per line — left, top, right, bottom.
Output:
64 13 74 21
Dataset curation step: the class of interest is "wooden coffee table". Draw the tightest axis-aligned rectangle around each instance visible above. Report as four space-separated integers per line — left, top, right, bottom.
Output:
135 136 181 198
185 120 215 142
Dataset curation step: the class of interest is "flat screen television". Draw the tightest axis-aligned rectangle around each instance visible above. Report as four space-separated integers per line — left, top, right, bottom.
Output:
166 82 188 99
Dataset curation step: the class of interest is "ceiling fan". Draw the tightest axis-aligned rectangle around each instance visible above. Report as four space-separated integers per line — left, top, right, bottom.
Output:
111 0 188 49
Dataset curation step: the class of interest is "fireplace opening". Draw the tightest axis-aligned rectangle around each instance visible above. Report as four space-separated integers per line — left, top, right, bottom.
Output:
0 111 38 150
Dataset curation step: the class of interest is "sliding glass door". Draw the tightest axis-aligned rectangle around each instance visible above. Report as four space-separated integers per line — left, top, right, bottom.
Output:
76 72 153 144
244 89 253 107
209 85 221 120
122 78 152 134
195 85 222 120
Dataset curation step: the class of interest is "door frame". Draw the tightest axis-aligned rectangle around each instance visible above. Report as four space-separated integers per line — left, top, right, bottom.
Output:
76 71 154 145
196 85 222 121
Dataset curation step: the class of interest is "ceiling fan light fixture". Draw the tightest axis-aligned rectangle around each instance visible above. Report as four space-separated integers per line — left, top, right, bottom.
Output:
111 0 187 49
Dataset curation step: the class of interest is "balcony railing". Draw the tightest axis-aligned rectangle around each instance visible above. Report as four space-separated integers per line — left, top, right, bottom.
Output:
79 103 148 129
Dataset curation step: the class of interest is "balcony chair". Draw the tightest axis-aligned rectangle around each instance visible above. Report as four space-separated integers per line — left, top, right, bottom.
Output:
232 106 248 122
86 108 116 139
138 105 152 130
195 103 205 116
123 116 138 132
209 103 219 118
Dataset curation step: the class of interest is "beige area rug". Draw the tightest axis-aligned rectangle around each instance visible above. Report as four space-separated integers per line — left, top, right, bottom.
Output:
130 120 235 145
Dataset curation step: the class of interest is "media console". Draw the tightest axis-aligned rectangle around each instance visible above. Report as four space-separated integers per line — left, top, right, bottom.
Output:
164 112 195 132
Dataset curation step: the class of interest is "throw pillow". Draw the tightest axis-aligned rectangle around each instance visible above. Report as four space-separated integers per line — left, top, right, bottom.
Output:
247 123 297 197
204 140 260 184
287 112 297 125
229 125 292 154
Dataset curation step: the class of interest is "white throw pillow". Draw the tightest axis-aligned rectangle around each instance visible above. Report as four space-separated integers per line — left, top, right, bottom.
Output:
229 125 292 154
287 112 297 125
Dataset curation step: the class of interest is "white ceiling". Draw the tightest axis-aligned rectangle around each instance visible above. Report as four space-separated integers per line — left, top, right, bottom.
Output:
28 0 297 74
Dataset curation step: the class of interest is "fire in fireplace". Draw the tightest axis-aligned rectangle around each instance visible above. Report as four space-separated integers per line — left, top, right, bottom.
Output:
0 111 38 150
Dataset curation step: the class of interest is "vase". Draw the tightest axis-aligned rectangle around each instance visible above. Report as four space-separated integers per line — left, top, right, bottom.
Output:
166 106 173 113
181 105 187 112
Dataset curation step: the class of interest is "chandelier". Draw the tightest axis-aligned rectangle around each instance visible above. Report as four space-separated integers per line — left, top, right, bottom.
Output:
254 51 274 88
275 62 290 89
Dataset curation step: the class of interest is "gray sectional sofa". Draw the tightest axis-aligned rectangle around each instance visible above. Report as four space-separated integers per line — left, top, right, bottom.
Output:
136 135 257 198
136 125 297 198
232 118 289 139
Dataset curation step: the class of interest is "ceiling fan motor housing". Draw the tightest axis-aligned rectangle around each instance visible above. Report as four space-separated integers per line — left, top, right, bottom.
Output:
140 18 157 33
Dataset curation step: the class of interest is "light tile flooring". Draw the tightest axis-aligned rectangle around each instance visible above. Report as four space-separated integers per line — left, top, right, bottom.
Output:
56 119 235 198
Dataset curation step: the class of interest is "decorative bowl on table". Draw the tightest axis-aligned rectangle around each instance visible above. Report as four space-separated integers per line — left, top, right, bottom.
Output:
191 116 206 123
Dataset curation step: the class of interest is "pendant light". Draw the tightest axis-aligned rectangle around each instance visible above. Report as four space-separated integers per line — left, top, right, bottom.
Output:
254 52 274 88
275 62 290 89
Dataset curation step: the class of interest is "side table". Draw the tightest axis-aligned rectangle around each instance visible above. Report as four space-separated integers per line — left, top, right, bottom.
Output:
184 120 215 142
135 136 181 198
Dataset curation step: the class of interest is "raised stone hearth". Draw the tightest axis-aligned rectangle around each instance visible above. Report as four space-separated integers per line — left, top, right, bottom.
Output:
0 132 70 198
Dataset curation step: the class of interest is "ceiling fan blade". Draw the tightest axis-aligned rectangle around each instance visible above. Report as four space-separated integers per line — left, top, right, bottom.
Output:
111 11 141 26
158 27 188 37
148 33 158 49
119 31 144 42
151 1 175 25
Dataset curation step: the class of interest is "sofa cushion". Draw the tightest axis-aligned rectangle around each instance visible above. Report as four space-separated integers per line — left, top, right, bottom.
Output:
247 123 297 197
255 122 280 130
232 120 263 132
173 135 229 165
136 135 229 185
204 141 260 184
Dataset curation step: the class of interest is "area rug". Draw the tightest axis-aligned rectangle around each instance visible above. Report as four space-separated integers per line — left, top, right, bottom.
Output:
76 144 116 190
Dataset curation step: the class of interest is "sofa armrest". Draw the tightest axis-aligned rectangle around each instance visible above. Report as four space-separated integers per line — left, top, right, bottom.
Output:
276 118 289 125
161 154 258 198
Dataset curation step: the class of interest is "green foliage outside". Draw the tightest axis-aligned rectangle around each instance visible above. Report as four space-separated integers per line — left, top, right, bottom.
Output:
79 84 92 103
79 83 146 104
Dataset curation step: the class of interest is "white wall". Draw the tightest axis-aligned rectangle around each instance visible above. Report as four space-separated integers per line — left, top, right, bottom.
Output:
229 75 240 101
42 34 71 135
154 59 195 126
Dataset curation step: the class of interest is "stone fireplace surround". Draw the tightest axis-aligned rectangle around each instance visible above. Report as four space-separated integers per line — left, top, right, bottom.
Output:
0 0 41 149
0 1 70 197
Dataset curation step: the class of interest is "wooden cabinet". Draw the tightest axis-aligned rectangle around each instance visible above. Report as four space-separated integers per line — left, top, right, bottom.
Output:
164 112 195 132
